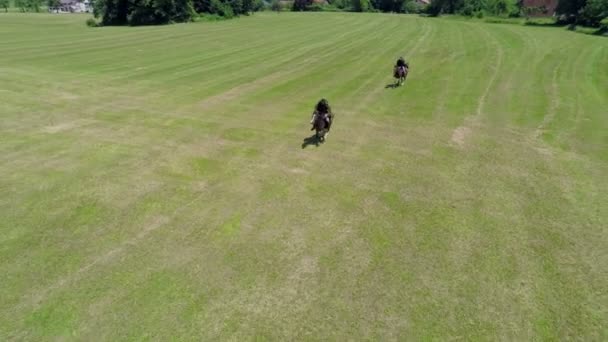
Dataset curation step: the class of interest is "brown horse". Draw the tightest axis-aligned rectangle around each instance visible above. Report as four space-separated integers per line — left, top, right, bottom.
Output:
393 66 408 86
311 112 332 142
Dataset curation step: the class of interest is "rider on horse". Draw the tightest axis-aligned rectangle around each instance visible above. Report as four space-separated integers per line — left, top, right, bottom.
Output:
394 56 409 78
310 98 333 132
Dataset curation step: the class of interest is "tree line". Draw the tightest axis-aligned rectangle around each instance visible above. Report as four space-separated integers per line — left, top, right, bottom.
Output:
92 0 264 25
555 0 607 27
291 0 425 13
424 0 606 27
290 0 606 29
2 0 605 30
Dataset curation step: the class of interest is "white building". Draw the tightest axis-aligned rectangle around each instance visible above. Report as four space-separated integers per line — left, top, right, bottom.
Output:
49 0 93 13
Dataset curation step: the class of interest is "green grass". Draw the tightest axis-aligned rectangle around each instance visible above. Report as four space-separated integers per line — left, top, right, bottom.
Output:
1 12 607 340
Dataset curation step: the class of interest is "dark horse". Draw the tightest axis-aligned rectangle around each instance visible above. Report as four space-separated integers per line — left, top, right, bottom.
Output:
312 113 331 142
302 98 333 148
393 65 408 86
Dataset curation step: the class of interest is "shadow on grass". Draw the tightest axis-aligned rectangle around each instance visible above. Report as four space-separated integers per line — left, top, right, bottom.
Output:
385 81 408 89
523 21 562 27
301 134 322 148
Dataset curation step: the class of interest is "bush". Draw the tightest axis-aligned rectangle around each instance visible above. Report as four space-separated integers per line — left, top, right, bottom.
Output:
292 0 340 11
307 3 322 10
460 0 484 16
524 17 558 25
15 0 43 12
270 0 282 11
198 12 227 19
351 0 370 12
253 0 264 11
508 8 520 17
194 0 236 17
475 10 483 18
402 0 421 13
318 4 343 10
86 18 98 26
333 0 350 9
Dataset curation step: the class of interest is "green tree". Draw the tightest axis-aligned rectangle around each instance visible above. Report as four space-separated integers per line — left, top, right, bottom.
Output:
253 0 264 11
15 0 27 11
376 0 396 11
581 0 608 26
0 0 9 12
292 0 312 10
95 0 195 25
460 0 484 15
271 0 282 11
351 0 370 11
332 0 349 8
489 0 508 14
230 0 243 13
427 0 464 14
94 0 129 25
242 0 254 12
401 0 421 12
47 0 61 9
446 0 464 12
27 0 43 12
193 0 255 16
556 0 588 22
515 0 523 13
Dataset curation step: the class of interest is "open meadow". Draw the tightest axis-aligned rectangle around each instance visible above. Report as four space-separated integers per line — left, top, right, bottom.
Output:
1 12 607 340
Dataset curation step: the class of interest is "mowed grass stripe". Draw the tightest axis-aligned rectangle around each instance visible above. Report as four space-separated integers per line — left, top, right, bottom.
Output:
226 17 427 111
165 15 398 102
0 14 308 56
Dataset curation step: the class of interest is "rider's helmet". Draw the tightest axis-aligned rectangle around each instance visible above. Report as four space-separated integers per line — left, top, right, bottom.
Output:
317 99 330 113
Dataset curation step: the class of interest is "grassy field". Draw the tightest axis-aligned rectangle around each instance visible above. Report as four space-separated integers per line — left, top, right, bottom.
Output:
1 12 607 340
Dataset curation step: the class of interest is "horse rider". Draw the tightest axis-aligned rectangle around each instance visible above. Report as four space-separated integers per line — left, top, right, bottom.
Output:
310 98 333 132
395 56 409 77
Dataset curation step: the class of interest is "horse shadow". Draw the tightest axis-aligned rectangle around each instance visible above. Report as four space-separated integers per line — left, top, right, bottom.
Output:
301 134 322 148
385 83 399 89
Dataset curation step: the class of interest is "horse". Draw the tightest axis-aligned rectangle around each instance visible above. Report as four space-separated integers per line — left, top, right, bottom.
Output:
311 112 331 143
393 65 408 86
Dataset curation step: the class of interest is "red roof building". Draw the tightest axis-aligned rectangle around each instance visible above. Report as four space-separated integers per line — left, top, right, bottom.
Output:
522 0 558 16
